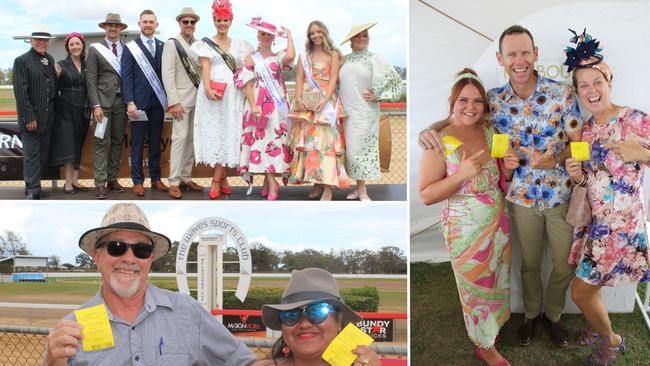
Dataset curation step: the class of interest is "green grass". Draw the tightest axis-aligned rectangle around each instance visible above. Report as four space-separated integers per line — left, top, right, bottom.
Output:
411 262 650 366
0 96 15 111
0 278 99 297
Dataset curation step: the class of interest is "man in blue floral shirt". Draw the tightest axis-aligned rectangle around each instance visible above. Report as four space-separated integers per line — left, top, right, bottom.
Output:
419 25 582 348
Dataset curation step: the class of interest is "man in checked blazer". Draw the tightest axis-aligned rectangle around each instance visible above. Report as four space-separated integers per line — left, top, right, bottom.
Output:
13 26 57 200
122 9 168 197
86 13 129 199
161 7 204 199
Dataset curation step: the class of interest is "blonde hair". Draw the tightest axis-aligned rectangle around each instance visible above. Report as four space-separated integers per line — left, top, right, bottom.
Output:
305 20 340 57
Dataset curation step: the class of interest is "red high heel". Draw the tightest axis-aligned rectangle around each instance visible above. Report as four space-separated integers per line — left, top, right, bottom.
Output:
220 177 232 195
209 179 220 200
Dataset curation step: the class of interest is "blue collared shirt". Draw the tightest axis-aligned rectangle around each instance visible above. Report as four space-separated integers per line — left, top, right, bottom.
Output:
488 74 583 209
62 284 256 366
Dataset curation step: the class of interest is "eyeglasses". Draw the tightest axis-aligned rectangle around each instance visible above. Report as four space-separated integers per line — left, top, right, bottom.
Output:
96 240 154 259
278 302 337 327
182 20 196 25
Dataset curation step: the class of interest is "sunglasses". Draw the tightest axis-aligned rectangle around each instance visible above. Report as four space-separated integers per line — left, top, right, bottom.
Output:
96 240 154 259
278 302 337 327
182 20 197 25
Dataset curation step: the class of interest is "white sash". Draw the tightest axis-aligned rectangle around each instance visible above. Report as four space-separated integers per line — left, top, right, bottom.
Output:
91 43 121 75
252 52 289 121
300 53 339 127
126 40 168 109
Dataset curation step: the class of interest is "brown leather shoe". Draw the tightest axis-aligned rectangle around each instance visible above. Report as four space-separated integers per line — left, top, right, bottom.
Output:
541 314 568 347
133 184 145 196
107 180 126 193
95 186 108 200
519 316 537 347
151 180 168 191
168 185 182 199
180 180 204 191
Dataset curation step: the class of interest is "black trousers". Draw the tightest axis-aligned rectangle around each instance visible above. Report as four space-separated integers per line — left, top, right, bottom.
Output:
21 104 54 194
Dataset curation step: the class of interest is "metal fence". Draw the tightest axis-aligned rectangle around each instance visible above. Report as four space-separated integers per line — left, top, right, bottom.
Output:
0 325 407 365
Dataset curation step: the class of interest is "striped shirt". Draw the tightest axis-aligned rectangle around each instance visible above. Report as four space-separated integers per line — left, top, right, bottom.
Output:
63 284 255 365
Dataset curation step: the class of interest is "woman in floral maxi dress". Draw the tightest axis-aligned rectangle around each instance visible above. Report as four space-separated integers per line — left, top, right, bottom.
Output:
289 20 349 201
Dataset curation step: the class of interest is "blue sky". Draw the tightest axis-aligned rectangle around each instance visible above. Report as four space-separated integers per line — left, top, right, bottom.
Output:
0 0 406 69
0 201 407 264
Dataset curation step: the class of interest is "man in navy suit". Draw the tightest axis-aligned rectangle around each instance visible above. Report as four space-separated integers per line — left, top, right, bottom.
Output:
121 9 168 196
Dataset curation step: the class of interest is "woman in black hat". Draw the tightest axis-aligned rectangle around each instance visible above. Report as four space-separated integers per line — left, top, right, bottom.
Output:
257 268 380 366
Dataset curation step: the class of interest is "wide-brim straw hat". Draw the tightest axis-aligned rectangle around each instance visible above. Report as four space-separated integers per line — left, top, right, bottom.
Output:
246 17 286 38
99 13 128 30
78 203 171 261
176 7 200 22
261 268 362 331
27 25 53 41
340 22 377 45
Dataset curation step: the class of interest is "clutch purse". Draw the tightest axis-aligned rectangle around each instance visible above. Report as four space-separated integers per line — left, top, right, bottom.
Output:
302 89 322 111
565 184 592 227
210 80 227 100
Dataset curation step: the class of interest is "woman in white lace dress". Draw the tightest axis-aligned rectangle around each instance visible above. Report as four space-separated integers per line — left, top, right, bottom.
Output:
191 0 253 199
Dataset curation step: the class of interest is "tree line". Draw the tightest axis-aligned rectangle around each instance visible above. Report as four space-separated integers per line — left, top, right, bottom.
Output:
1 230 406 274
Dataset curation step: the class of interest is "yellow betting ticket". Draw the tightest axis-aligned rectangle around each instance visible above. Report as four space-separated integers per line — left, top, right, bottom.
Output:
74 304 115 352
571 142 590 161
322 323 374 366
491 134 510 158
441 135 463 157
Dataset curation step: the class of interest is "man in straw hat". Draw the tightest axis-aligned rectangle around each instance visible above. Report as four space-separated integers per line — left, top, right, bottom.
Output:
86 13 129 200
44 203 257 365
13 25 56 200
161 7 203 199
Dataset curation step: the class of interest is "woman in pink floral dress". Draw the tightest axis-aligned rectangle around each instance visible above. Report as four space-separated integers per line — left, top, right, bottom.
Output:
236 18 295 200
563 31 649 366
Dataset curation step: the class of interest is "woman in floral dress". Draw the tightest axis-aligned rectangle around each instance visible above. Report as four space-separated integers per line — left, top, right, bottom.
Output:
563 31 649 366
418 69 511 366
289 20 349 201
339 23 402 201
236 17 294 200
191 0 253 199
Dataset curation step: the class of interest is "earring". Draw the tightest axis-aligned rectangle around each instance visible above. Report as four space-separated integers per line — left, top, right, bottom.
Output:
282 344 290 357
273 40 276 46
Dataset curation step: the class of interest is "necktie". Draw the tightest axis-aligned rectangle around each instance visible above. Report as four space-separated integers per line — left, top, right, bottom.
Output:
147 39 154 57
111 43 118 57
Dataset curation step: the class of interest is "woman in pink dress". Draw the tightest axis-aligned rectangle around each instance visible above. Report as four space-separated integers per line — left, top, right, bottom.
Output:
563 30 649 366
236 18 295 200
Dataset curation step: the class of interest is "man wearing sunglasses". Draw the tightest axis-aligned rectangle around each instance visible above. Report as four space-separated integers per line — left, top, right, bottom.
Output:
44 203 256 366
162 7 204 199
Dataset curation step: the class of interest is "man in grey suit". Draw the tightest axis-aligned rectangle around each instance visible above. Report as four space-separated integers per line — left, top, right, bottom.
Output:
13 26 57 200
162 7 204 199
86 13 129 199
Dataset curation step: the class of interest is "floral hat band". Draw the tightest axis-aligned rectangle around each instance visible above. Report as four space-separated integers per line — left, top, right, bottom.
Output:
563 28 612 82
246 16 287 38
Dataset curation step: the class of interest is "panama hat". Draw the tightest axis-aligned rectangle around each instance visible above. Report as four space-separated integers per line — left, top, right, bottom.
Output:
246 17 286 38
261 268 362 330
176 7 200 22
78 203 171 261
98 13 128 30
340 22 377 45
27 25 53 41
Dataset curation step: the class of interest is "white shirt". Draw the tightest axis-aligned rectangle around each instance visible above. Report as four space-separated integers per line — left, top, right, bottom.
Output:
105 38 123 61
140 34 156 55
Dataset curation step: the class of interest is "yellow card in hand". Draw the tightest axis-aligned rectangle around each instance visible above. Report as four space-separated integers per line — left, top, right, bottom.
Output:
322 323 374 366
441 135 463 157
571 142 590 161
74 304 115 352
491 134 509 158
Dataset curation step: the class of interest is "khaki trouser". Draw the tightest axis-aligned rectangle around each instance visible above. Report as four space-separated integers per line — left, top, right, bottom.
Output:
93 95 127 187
167 107 195 186
510 201 575 322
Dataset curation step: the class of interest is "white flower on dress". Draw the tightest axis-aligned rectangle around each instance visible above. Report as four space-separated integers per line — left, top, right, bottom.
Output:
40 58 48 66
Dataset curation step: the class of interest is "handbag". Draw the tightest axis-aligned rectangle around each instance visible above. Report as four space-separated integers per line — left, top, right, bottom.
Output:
302 89 322 111
565 184 592 227
210 80 227 100
379 115 392 172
